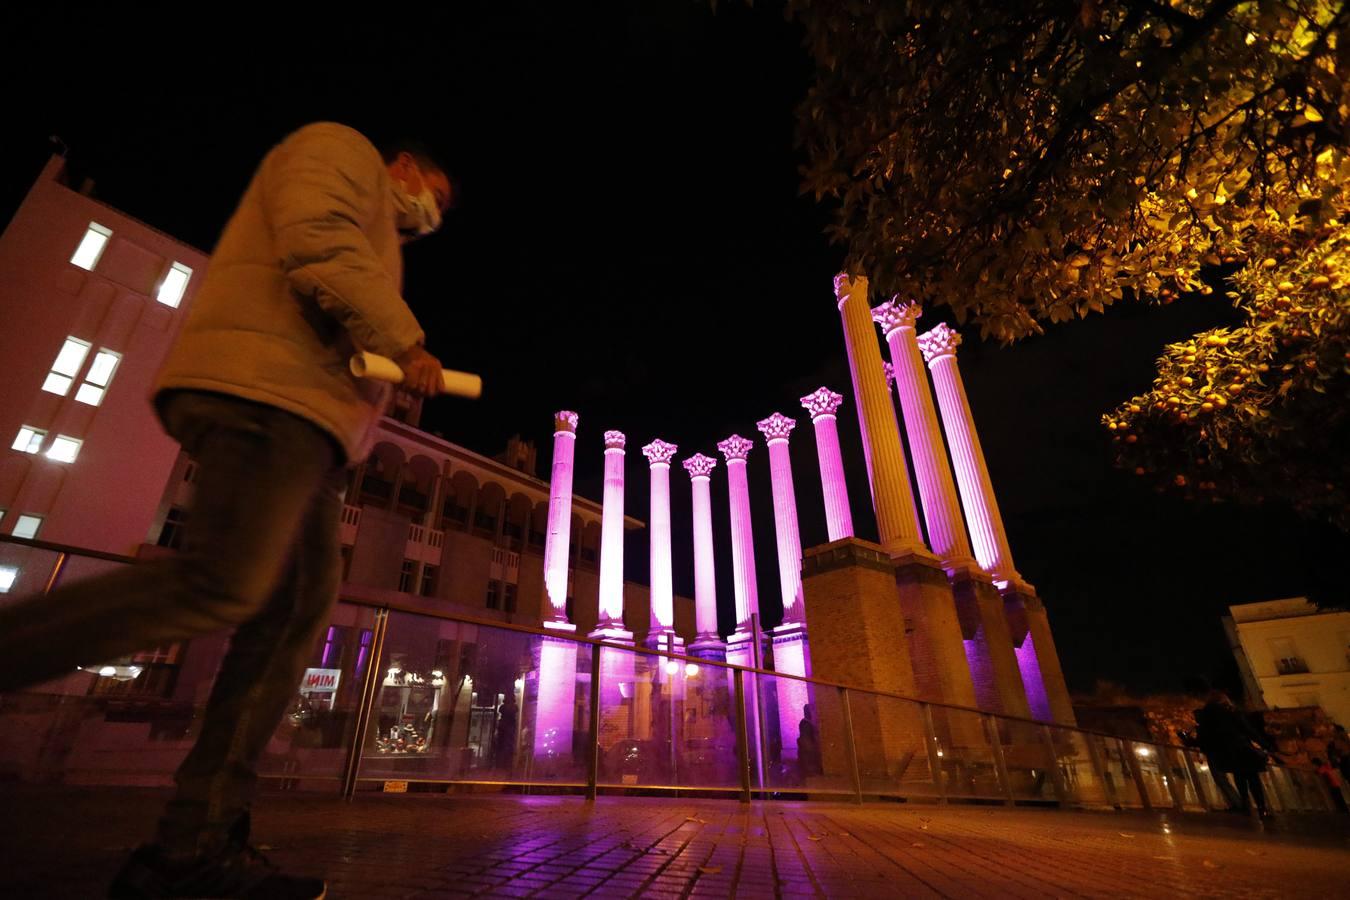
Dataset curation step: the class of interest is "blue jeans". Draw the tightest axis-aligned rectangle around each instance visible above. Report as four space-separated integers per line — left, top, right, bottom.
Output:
0 390 347 858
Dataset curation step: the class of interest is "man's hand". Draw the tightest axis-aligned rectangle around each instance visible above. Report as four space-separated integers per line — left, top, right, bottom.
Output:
393 344 443 398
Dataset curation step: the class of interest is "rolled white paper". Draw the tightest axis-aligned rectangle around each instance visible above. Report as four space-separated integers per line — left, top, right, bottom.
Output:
350 351 483 400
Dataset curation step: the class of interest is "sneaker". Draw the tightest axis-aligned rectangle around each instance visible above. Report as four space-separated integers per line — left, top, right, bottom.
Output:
108 843 326 899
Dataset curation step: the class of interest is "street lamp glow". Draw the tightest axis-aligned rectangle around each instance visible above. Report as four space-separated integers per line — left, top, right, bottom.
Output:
685 663 699 677
665 661 680 676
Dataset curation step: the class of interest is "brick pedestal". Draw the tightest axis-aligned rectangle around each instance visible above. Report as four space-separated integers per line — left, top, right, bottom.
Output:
950 566 1031 718
802 538 926 783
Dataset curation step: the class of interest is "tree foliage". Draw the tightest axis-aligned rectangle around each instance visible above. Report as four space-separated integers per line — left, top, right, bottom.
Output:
790 0 1349 525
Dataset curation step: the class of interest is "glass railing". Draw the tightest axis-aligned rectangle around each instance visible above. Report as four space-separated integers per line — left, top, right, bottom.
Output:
0 535 1337 813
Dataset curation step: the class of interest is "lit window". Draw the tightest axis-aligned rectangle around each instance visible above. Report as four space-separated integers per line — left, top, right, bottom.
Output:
71 223 112 271
42 337 91 396
74 349 121 406
0 566 17 593
11 426 45 454
157 262 192 308
46 435 82 463
12 515 42 540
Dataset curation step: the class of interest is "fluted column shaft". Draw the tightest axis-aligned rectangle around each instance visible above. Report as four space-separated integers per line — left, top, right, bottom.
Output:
597 431 627 625
833 275 924 555
683 454 720 642
642 440 678 636
718 435 759 633
543 411 579 622
800 388 854 542
875 302 977 568
920 325 1020 582
758 414 805 624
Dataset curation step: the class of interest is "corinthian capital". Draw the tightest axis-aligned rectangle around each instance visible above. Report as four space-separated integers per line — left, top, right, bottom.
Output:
871 297 923 336
756 412 796 443
604 430 626 451
682 453 717 479
800 387 845 420
833 272 869 310
554 410 579 435
918 323 962 363
642 439 678 467
717 434 754 463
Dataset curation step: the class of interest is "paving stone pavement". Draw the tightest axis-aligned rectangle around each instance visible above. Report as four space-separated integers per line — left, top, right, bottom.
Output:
1 786 1348 898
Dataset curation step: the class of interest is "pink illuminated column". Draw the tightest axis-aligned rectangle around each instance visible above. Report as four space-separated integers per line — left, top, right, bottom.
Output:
918 324 1020 584
833 274 925 556
642 439 679 646
799 387 854 542
683 454 723 652
595 430 631 637
717 434 760 635
873 300 977 569
756 413 805 625
542 411 579 625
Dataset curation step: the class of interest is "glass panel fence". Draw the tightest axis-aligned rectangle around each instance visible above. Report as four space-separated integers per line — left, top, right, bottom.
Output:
1093 735 1144 808
595 648 739 793
1129 741 1173 809
0 541 66 608
355 610 593 788
1048 726 1111 807
748 673 854 797
990 718 1058 803
931 705 1004 801
848 692 939 799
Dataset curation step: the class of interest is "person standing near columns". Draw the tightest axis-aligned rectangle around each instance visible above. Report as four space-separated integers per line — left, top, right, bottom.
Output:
642 439 679 648
683 453 724 657
543 411 580 625
756 413 805 625
717 434 760 637
594 430 631 640
833 274 926 557
917 324 1020 585
799 387 855 542
873 300 978 570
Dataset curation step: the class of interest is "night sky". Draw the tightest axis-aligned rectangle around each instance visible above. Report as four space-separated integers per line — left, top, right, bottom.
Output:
5 5 1348 698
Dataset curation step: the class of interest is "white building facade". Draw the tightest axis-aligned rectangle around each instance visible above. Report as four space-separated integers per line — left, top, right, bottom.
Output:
1224 597 1350 729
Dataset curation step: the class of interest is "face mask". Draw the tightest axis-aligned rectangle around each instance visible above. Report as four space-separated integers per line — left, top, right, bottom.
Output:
391 170 442 239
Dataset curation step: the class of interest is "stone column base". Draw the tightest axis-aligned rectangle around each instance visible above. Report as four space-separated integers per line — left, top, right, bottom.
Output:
687 637 727 662
892 549 979 711
644 629 685 654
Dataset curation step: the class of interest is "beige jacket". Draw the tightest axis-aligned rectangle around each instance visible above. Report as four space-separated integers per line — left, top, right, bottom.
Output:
154 122 424 463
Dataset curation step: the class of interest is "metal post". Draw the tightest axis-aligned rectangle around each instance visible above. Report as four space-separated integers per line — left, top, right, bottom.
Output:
839 687 864 804
733 668 752 803
42 552 69 594
919 702 947 803
1040 725 1070 806
1122 739 1152 811
341 607 389 799
585 642 602 802
666 634 678 795
748 613 768 792
1162 748 1187 811
1085 733 1118 809
1181 749 1212 810
983 714 1015 806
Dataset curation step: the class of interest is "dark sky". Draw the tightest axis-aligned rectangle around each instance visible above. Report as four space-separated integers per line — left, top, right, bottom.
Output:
5 4 1347 698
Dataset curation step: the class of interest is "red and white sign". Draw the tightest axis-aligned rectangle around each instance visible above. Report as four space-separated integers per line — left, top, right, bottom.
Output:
300 667 341 694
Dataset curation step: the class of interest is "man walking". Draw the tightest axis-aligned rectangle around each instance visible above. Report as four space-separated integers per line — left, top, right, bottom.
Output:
0 122 454 898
